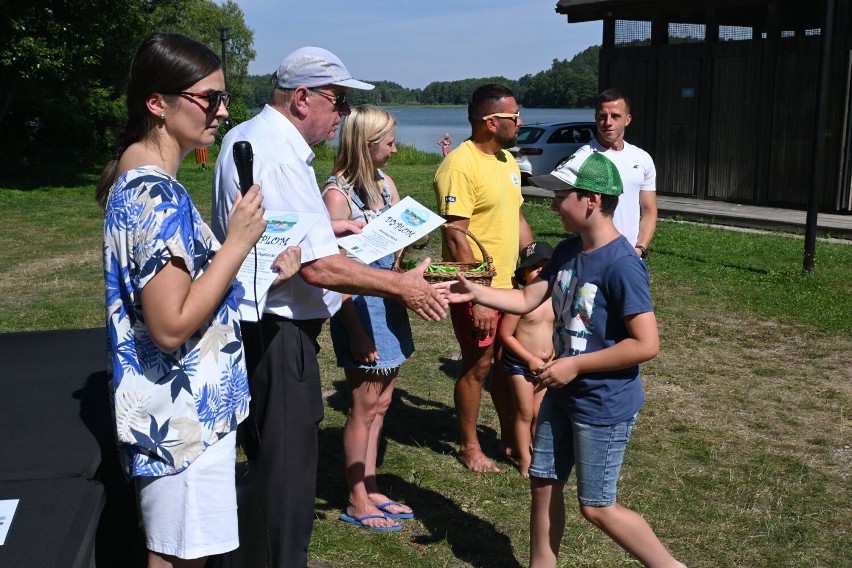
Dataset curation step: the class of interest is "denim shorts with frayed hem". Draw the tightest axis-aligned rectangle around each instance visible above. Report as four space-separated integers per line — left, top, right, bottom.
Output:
529 395 637 507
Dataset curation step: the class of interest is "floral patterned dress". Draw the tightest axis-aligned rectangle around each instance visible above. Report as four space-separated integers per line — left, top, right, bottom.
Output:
103 166 250 478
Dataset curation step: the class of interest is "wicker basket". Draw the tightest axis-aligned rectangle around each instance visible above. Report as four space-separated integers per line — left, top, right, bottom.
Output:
393 223 495 286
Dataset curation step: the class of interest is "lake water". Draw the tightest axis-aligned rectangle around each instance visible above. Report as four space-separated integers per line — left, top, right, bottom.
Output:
334 107 595 155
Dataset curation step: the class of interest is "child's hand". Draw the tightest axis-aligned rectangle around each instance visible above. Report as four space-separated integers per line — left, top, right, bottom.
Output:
434 274 476 304
535 357 579 389
349 333 379 365
526 356 547 375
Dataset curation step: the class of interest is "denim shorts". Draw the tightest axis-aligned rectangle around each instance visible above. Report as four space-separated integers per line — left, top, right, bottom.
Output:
329 253 414 371
529 394 637 507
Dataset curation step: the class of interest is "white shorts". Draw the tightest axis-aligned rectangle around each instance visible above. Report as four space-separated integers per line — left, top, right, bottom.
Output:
136 431 239 559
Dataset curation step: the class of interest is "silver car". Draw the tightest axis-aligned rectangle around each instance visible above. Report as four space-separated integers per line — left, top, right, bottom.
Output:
510 121 597 184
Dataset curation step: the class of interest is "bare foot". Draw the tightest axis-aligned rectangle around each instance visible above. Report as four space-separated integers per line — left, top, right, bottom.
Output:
457 448 500 473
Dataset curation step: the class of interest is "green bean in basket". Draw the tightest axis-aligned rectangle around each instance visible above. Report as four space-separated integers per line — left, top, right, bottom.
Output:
399 261 488 273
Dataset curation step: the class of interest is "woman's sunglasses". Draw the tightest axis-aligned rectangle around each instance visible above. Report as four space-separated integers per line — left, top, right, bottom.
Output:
166 90 232 113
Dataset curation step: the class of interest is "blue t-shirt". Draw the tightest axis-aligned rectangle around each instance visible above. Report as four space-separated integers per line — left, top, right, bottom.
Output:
538 234 653 425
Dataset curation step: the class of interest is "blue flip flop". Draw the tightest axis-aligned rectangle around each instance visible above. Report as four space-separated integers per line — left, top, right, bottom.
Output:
375 501 415 520
338 512 402 532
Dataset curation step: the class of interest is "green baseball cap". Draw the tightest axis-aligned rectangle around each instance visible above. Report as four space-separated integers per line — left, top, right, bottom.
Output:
529 151 623 196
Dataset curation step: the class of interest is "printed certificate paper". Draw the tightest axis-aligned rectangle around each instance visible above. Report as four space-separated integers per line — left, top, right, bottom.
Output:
0 499 19 545
235 210 321 321
337 196 445 265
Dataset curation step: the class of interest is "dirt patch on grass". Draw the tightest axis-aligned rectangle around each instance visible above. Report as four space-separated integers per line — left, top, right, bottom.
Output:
650 307 851 479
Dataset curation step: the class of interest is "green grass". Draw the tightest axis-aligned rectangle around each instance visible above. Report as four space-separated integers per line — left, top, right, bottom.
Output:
1 147 851 567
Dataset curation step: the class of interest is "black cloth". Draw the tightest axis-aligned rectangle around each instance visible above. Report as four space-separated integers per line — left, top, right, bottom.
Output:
0 477 105 568
240 316 325 568
0 327 138 567
0 328 106 480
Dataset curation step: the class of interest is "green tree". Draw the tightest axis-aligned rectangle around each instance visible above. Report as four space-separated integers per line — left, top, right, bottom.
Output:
244 74 274 110
0 0 148 161
519 46 599 108
0 0 256 165
148 0 255 99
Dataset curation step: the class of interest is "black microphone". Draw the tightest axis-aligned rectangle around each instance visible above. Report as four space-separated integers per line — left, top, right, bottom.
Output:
232 141 254 196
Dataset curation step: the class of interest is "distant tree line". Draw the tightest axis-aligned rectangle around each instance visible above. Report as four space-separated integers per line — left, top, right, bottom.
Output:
0 0 597 170
243 46 600 111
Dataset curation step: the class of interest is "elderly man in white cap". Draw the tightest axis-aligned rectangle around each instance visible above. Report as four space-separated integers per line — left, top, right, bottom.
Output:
212 47 447 568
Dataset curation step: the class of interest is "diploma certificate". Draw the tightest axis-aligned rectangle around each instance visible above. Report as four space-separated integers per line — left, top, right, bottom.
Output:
235 210 321 321
337 196 444 265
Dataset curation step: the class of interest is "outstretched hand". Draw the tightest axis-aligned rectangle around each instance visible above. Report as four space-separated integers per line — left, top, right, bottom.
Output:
399 257 448 322
433 274 477 304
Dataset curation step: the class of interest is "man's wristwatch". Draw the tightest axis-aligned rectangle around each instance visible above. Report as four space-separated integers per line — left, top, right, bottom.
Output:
635 244 648 259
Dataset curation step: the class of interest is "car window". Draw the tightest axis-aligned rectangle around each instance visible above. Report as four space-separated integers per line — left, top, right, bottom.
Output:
517 127 544 144
547 127 582 144
576 128 595 143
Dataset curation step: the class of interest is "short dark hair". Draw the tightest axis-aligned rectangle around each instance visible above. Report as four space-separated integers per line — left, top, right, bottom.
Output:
597 88 631 114
569 188 620 216
468 84 515 125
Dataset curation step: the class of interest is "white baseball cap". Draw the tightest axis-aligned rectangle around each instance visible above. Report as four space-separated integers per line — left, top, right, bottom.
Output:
275 46 374 91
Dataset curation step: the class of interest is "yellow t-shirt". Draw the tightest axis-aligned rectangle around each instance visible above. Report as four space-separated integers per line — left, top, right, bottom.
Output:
433 140 524 289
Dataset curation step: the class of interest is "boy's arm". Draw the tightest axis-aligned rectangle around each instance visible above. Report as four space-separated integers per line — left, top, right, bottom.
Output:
536 311 659 389
438 274 550 315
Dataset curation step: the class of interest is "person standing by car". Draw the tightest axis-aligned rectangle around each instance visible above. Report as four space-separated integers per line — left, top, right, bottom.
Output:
573 88 657 261
434 84 534 473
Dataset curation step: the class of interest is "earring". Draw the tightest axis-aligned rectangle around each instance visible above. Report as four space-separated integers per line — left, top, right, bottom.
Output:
160 112 165 121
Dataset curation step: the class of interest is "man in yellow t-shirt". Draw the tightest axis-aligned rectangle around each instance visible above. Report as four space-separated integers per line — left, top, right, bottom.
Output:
434 84 533 473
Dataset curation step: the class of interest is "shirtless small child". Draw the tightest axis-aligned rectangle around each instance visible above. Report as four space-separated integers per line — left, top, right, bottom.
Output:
499 241 555 476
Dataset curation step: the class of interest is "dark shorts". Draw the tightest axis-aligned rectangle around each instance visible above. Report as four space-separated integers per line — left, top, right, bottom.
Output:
503 351 535 379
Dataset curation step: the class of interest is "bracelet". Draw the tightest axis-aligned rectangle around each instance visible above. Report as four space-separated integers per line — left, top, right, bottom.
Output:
635 244 648 259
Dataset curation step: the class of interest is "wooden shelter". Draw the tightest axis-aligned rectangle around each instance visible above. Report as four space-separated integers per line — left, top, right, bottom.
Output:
555 0 852 213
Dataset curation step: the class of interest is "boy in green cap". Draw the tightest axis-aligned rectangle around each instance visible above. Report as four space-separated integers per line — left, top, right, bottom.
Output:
437 151 685 568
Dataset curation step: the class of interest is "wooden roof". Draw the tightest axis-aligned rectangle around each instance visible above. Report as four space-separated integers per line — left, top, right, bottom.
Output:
555 0 822 29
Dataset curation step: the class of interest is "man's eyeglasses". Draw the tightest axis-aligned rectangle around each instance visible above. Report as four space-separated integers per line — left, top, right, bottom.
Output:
309 89 348 109
167 90 232 113
482 112 520 124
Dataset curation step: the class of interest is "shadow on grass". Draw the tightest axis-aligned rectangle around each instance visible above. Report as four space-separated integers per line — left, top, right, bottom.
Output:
324 380 458 460
315 426 522 568
655 248 775 276
0 159 104 190
324 354 506 465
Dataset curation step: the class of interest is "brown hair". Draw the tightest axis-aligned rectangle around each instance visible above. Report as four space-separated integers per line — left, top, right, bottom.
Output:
95 33 221 209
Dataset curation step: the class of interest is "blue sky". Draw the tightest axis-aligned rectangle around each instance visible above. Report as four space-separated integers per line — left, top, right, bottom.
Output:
236 0 602 88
